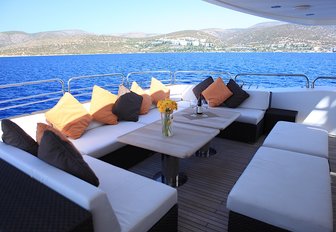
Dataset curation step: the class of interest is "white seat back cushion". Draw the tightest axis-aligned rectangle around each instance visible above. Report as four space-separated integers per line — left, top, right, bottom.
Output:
169 84 196 102
1 113 47 140
227 146 332 232
84 155 177 232
0 142 121 232
239 90 270 110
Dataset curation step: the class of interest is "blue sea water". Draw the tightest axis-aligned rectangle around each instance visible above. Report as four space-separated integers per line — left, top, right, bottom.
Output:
0 52 335 118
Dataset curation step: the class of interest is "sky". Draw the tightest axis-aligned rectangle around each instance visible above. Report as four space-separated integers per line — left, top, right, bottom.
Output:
0 0 275 34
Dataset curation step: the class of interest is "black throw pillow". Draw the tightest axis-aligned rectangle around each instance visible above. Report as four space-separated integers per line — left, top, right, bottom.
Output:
192 76 214 100
38 130 99 187
222 79 250 108
112 92 143 122
1 119 38 156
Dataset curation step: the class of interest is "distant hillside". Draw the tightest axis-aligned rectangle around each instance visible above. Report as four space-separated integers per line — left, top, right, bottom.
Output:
1 24 336 56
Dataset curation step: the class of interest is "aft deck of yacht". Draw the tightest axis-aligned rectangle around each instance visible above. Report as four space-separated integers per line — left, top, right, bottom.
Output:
127 135 336 232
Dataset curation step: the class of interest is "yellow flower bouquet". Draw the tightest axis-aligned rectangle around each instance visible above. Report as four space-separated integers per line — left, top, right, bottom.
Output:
157 99 178 137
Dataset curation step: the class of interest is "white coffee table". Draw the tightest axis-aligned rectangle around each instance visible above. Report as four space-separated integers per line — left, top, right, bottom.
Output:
117 121 219 187
174 107 240 130
174 107 240 156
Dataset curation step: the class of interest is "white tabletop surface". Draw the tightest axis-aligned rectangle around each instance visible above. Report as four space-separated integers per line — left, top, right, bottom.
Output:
117 121 219 159
173 107 240 130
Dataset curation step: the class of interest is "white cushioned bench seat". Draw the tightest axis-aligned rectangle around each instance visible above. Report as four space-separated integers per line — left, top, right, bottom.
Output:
227 146 333 232
223 107 265 125
70 121 145 158
0 142 178 232
84 155 177 232
222 89 270 125
263 121 329 159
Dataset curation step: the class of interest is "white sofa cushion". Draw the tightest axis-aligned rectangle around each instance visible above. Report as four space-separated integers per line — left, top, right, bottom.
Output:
263 121 329 158
169 84 195 102
227 146 332 232
223 108 265 125
239 89 270 110
84 155 177 232
70 121 145 158
138 109 161 125
0 142 121 232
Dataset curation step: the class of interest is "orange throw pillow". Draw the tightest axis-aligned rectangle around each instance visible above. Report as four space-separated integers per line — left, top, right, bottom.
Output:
36 123 67 144
131 81 152 115
149 77 170 104
45 92 91 139
89 85 118 125
202 77 233 107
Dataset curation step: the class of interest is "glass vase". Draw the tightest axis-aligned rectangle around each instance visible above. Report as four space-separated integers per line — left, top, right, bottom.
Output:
161 112 173 137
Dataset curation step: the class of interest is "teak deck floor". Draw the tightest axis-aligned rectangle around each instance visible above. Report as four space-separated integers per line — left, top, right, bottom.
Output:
129 136 336 232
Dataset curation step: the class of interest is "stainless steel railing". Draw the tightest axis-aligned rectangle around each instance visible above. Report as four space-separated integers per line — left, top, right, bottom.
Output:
234 73 310 88
1 70 334 119
173 70 231 84
67 73 126 98
312 76 336 88
0 79 65 112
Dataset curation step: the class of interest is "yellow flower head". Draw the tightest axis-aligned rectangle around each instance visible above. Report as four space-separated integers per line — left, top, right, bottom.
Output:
157 99 178 113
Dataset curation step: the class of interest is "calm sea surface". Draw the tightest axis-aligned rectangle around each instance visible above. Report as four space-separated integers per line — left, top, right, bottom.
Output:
0 52 335 118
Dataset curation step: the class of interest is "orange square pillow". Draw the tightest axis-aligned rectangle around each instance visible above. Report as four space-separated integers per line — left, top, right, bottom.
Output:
149 77 170 104
202 77 233 107
45 93 91 139
89 85 118 125
130 81 152 115
36 123 67 144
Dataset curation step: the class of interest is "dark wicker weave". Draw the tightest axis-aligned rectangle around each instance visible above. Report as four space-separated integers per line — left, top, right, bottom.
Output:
228 211 289 232
0 158 93 232
219 119 265 143
148 204 178 232
100 145 154 169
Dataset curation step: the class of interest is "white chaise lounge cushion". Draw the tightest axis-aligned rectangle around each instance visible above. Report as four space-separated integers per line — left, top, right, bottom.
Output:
84 155 177 232
70 121 145 158
263 121 329 158
227 146 332 232
0 142 121 232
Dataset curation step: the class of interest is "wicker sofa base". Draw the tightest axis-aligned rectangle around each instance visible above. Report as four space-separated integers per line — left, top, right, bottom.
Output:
228 211 288 232
218 119 264 143
0 159 93 232
149 204 178 232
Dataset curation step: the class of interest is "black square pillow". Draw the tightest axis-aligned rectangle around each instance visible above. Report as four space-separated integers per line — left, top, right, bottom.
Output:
112 92 143 122
38 130 99 187
1 119 38 156
222 79 250 108
192 76 214 100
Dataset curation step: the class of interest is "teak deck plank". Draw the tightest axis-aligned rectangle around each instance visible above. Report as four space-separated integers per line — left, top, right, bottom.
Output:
129 136 336 232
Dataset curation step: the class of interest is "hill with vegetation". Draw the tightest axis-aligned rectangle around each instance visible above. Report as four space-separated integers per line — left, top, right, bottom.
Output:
1 23 336 56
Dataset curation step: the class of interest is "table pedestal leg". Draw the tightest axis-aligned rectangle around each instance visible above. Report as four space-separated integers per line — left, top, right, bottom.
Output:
154 154 187 187
195 142 217 157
